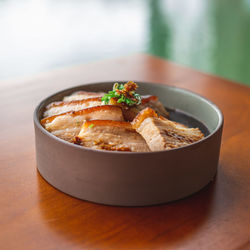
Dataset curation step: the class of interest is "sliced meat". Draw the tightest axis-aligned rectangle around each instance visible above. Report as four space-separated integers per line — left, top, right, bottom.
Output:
140 95 169 118
132 108 204 151
122 95 169 121
63 91 105 102
41 105 124 142
43 97 103 118
75 120 150 152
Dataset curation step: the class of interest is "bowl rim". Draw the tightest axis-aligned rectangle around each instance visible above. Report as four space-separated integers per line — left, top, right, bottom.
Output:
34 81 224 155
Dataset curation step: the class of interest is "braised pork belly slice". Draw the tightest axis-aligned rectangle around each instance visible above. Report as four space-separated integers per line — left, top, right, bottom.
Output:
41 105 124 142
140 95 169 118
122 95 169 121
43 97 103 118
132 108 204 151
75 120 150 152
63 91 105 102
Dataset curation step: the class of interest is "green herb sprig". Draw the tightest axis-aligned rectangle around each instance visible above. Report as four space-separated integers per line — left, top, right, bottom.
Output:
101 81 141 106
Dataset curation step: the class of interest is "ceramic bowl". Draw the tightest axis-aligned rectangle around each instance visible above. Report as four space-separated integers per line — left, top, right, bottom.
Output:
34 82 223 206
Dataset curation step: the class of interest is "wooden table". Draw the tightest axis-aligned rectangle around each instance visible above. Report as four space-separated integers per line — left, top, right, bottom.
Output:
0 54 250 250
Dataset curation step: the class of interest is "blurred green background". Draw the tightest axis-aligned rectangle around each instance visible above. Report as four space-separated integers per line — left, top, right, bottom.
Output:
0 0 250 85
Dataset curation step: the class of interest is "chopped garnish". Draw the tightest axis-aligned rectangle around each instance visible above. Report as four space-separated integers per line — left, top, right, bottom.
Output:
102 81 141 107
89 124 94 128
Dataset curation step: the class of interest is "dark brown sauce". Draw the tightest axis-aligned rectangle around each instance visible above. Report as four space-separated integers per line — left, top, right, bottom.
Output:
166 107 210 137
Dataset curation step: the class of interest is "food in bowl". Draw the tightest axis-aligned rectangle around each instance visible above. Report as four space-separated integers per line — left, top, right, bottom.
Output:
40 81 204 152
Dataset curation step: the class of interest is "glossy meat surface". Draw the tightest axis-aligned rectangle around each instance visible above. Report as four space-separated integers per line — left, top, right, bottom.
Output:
76 120 150 152
132 108 204 151
63 91 105 102
44 97 103 117
41 105 124 142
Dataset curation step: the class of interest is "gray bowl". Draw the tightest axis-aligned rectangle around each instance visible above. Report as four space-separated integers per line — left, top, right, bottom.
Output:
34 82 223 206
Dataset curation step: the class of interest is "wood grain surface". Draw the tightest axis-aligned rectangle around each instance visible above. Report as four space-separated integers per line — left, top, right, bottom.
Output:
0 54 250 250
